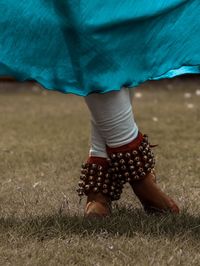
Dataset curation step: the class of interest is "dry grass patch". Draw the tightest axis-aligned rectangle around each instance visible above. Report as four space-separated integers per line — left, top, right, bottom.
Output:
0 78 199 265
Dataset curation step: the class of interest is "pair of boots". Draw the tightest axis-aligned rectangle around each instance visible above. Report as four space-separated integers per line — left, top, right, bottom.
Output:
77 132 179 217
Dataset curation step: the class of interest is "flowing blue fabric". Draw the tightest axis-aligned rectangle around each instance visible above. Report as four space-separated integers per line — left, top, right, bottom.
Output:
0 0 200 95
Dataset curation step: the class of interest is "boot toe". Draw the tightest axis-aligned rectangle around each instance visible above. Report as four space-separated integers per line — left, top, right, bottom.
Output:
84 201 111 218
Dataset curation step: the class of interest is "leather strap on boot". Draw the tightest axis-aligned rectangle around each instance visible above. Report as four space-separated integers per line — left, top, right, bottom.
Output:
106 132 156 183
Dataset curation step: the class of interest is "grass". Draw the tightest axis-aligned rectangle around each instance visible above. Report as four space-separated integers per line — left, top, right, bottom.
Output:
0 77 199 265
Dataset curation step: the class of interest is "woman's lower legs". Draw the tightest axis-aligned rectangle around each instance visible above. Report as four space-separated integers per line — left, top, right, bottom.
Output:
89 119 107 158
79 88 179 217
85 87 138 149
80 88 138 217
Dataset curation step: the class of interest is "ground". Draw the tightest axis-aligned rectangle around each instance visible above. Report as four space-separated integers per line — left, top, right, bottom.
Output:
0 77 199 266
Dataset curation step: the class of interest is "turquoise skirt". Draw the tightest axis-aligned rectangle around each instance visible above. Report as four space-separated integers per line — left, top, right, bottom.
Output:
0 0 200 96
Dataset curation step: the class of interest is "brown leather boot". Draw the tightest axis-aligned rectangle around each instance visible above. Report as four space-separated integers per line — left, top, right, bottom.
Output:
106 132 180 214
84 192 112 218
130 171 179 214
77 157 124 218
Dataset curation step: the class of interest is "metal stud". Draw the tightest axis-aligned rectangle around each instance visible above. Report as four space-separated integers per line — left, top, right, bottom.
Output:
111 168 116 173
138 167 144 173
97 182 101 187
129 165 135 171
78 189 84 194
117 153 123 159
121 165 126 171
128 159 134 165
125 152 131 158
103 184 108 189
105 173 110 178
102 189 108 194
139 146 143 151
81 163 86 168
136 161 141 167
89 169 94 175
81 169 88 174
143 155 148 161
89 181 95 186
97 177 102 182
85 185 90 190
93 187 99 192
147 152 152 157
134 157 140 162
132 150 138 156
89 176 94 181
131 171 136 176
80 174 86 181
110 153 116 159
97 171 103 176
115 167 119 172
78 181 85 187
140 172 146 178
142 142 147 147
124 172 130 178
119 159 125 165
97 165 103 171
91 164 97 169
104 179 110 184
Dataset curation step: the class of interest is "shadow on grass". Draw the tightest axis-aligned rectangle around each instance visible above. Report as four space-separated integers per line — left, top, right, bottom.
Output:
0 206 199 242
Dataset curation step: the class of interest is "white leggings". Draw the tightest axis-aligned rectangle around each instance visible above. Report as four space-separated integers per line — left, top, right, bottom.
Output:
84 87 139 158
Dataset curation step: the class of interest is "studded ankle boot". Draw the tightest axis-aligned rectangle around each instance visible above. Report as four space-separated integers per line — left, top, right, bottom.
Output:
77 156 126 218
106 132 180 214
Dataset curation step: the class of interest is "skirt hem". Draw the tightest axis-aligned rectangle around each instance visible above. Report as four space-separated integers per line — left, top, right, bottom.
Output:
0 64 199 96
